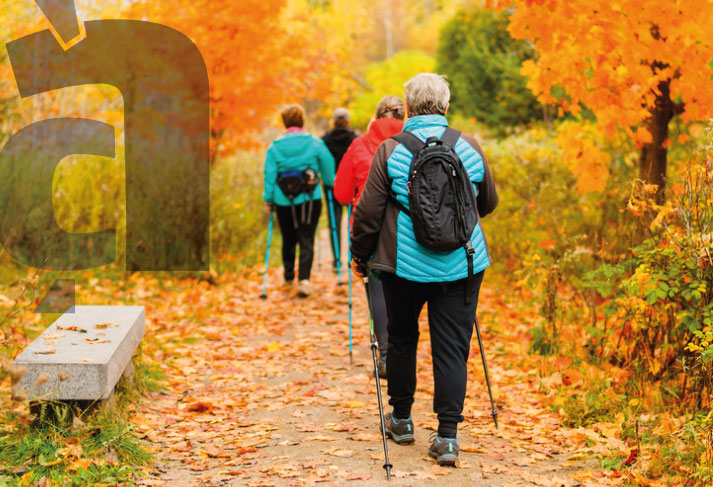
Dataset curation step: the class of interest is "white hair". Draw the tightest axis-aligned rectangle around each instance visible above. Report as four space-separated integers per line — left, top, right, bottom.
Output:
403 73 450 116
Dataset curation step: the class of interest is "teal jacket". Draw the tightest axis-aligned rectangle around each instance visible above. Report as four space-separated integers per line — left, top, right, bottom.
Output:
263 131 336 206
351 114 498 283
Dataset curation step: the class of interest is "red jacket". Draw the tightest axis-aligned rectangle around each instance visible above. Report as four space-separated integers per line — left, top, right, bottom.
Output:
334 117 404 212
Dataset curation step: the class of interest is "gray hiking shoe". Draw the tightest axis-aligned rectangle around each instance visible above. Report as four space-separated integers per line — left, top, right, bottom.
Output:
428 433 459 466
383 413 414 445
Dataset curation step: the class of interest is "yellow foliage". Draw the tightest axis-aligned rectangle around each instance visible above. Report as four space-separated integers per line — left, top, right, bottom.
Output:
556 122 610 194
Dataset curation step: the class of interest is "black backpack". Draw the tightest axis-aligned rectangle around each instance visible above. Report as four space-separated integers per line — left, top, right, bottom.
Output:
391 128 479 302
277 168 319 228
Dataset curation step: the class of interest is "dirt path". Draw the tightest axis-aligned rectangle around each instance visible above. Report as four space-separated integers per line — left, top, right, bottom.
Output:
130 229 619 487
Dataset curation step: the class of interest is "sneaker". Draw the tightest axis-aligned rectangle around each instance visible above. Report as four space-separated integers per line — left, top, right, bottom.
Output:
428 433 459 466
383 413 414 445
297 280 312 297
378 357 387 379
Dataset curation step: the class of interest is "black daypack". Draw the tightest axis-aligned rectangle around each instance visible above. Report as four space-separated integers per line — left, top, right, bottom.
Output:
391 128 479 302
277 168 319 228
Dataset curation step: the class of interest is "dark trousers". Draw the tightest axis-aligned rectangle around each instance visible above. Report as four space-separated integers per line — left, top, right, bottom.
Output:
381 271 484 438
325 195 343 268
366 273 388 358
275 200 322 281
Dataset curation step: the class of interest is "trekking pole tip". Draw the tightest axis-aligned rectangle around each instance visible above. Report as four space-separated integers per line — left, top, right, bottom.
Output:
384 462 393 481
259 294 267 300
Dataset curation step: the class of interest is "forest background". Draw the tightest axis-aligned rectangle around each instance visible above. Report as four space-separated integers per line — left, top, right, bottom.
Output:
0 0 712 485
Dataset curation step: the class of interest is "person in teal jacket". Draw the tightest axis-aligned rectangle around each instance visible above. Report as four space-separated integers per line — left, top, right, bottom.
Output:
351 74 498 466
264 104 336 297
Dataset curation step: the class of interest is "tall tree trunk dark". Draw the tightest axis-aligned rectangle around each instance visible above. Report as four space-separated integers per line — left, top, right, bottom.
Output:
639 80 674 204
635 80 675 241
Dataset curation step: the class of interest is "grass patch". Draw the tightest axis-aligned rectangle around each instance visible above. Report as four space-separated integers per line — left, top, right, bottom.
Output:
0 347 163 487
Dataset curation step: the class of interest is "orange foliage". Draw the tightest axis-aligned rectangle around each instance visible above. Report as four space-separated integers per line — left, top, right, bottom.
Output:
557 122 610 194
490 0 713 139
127 0 333 159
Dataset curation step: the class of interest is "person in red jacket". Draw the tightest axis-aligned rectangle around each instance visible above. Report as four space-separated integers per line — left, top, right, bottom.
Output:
334 97 405 210
334 96 405 378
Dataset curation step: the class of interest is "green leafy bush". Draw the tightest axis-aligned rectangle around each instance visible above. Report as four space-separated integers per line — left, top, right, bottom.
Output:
437 8 542 132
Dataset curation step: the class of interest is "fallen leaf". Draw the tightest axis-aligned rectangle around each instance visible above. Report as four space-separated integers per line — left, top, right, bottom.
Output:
323 447 355 458
623 448 638 466
94 323 120 329
344 401 365 408
56 325 87 333
187 401 216 413
34 350 56 355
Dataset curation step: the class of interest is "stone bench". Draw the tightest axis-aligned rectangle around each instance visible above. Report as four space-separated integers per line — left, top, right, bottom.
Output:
13 306 145 402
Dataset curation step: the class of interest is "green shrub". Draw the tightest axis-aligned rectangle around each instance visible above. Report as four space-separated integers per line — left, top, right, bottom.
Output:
437 8 543 132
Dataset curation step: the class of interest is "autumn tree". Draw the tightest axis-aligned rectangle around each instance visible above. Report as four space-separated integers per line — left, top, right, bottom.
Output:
128 0 332 160
491 0 713 202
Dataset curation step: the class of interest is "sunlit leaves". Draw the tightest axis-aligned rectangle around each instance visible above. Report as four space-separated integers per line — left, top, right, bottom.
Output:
498 0 713 134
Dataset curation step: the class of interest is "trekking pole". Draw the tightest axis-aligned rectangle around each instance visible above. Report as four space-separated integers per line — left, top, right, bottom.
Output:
259 208 275 299
326 188 343 285
316 212 322 271
347 205 353 365
474 316 498 428
364 275 393 480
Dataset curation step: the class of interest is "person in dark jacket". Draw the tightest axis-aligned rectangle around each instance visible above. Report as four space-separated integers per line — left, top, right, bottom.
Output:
334 96 405 378
350 74 498 466
322 108 357 273
264 104 336 298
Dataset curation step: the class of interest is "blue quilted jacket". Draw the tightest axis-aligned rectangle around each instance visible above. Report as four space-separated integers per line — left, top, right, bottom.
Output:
351 114 498 283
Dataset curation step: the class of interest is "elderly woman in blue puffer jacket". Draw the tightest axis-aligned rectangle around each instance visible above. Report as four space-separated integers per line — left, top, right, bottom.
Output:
351 74 498 466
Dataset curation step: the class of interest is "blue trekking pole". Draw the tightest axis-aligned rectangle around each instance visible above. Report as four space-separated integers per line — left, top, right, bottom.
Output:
348 204 353 364
326 188 343 285
260 208 275 299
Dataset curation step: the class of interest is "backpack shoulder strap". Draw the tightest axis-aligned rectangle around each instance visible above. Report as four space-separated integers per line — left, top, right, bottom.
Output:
440 127 461 150
392 130 425 155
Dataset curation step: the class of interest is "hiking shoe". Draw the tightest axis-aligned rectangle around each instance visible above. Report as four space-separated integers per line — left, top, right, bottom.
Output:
378 357 387 379
383 413 414 445
297 280 312 297
428 433 459 466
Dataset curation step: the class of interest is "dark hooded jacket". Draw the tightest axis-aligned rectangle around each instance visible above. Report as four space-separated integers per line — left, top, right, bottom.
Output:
322 126 358 171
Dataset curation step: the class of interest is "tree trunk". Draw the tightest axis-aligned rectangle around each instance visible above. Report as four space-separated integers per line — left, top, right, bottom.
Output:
639 80 674 204
635 80 675 241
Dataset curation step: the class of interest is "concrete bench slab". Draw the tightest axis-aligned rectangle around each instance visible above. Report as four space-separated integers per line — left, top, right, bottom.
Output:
13 306 145 401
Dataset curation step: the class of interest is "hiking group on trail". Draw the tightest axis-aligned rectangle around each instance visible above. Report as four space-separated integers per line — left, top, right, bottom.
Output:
262 72 498 470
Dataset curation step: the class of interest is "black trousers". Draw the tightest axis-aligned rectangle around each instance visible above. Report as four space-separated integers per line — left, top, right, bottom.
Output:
325 195 343 268
366 272 388 359
381 271 484 438
275 200 322 281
